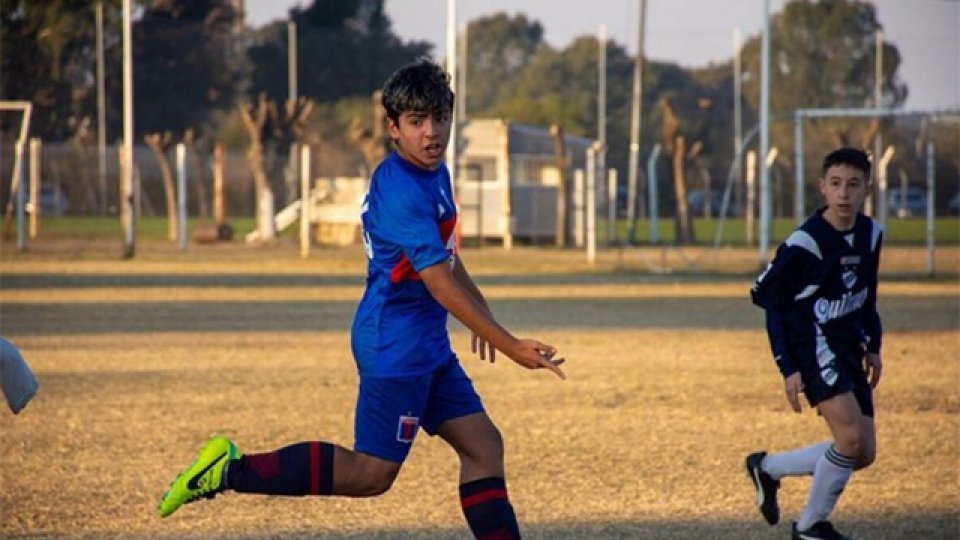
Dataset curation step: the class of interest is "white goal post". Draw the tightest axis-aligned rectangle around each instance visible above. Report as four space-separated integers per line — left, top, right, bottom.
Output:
1 101 33 250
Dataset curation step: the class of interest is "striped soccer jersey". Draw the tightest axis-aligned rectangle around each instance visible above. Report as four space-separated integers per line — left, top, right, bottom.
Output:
751 208 883 378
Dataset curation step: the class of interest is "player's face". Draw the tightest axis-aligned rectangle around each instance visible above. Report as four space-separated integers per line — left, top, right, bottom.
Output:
388 110 451 171
819 163 869 229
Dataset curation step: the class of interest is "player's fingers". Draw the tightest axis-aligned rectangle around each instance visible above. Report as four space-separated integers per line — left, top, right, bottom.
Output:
870 366 882 389
533 342 557 359
540 357 566 380
786 388 801 413
489 343 496 363
471 334 478 355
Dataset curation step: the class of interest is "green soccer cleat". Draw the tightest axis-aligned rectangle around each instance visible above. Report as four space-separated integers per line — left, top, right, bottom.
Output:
157 435 241 518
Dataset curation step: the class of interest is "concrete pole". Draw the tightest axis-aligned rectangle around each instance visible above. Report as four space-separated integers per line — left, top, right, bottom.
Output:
868 28 883 217
734 28 743 217
446 0 458 193
121 0 135 258
926 142 935 275
288 21 297 103
597 25 607 228
15 141 25 251
176 143 187 251
746 150 757 246
96 0 107 215
627 0 646 240
877 145 894 228
586 143 599 265
213 144 225 225
29 138 39 239
607 168 617 245
794 111 804 224
300 144 311 258
647 143 661 244
759 0 771 265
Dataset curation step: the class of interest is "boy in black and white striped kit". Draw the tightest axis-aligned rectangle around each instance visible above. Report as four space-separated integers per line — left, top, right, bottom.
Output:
746 147 883 540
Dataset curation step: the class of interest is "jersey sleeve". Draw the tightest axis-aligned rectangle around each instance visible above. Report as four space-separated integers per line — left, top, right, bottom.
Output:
750 242 813 378
863 227 884 353
374 176 450 272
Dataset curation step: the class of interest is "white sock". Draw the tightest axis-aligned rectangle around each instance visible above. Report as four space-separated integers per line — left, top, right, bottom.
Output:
796 445 857 531
762 441 831 480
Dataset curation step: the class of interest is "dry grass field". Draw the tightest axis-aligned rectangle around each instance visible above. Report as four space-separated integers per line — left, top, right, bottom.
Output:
1 241 957 539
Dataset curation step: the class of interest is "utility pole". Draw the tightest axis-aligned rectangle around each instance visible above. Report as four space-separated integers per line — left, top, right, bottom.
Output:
96 1 107 216
626 0 646 243
597 25 607 243
446 0 458 192
758 0 771 266
733 28 743 219
288 20 297 102
121 0 135 258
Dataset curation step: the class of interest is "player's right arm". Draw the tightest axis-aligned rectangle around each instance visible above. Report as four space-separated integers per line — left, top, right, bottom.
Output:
420 262 565 379
751 242 812 392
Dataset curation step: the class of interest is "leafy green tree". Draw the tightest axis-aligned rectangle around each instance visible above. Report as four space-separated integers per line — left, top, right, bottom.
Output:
464 13 545 116
737 0 908 211
247 0 430 104
1 0 118 140
133 0 249 139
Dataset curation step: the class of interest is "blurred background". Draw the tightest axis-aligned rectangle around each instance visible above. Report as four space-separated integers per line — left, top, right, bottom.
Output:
1 0 957 255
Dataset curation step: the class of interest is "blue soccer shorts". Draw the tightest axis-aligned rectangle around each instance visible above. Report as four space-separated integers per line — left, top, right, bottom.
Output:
353 356 485 463
799 349 875 417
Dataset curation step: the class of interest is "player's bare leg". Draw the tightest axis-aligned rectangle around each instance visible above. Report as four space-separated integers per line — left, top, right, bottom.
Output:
329 449 402 496
439 412 520 539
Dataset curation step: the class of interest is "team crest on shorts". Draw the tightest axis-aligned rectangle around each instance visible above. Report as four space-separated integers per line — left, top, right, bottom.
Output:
396 415 420 443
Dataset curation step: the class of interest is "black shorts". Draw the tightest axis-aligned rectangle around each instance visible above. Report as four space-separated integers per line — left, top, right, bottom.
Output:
797 350 874 417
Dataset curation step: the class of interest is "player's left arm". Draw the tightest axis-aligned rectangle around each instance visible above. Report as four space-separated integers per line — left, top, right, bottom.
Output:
863 231 884 388
451 255 497 362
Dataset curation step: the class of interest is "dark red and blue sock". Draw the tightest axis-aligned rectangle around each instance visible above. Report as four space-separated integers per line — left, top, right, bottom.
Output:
459 476 521 539
226 441 335 496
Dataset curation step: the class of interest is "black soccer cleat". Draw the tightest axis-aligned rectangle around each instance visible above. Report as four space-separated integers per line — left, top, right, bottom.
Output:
792 521 854 540
745 451 780 525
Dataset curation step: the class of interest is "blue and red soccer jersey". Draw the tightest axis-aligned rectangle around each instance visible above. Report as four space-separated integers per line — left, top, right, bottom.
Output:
351 152 459 377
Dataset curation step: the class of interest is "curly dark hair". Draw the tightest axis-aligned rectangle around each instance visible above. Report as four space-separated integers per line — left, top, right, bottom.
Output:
381 58 455 124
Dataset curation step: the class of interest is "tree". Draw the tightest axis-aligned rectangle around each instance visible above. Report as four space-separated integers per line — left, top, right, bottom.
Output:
738 0 907 210
247 0 430 104
133 0 249 139
237 93 314 242
1 0 117 141
464 13 545 116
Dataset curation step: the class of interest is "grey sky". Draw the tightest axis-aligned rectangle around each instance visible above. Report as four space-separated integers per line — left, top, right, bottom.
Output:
245 0 959 110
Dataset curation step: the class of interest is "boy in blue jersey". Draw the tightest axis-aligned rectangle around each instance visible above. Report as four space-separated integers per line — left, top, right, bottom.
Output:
745 148 883 540
158 59 565 540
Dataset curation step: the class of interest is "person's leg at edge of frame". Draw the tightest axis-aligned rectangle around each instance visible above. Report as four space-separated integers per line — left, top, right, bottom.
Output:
796 391 876 532
439 412 521 540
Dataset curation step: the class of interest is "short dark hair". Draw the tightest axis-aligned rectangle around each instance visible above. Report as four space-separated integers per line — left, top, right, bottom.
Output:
381 58 454 124
821 147 871 178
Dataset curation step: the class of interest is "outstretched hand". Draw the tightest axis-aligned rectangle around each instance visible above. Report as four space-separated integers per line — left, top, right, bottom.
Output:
506 339 566 380
783 372 802 413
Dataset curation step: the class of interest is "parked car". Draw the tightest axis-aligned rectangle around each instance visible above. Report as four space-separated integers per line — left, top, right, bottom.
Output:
886 186 926 217
38 184 70 215
948 192 960 216
686 189 738 217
